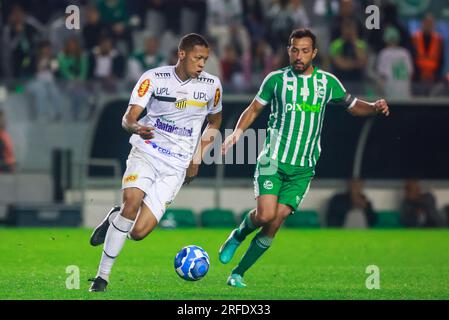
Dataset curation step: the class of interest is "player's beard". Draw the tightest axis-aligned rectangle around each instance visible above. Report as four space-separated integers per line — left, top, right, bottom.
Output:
291 60 310 74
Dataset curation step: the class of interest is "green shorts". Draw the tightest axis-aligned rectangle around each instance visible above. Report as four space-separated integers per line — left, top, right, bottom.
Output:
254 157 315 210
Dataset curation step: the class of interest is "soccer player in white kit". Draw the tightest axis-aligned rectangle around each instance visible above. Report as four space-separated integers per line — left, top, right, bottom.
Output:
89 34 223 292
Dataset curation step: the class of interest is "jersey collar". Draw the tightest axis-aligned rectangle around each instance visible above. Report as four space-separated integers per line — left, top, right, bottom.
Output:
172 66 192 85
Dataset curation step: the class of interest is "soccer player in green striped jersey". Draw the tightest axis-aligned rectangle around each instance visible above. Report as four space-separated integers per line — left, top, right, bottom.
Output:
219 28 390 288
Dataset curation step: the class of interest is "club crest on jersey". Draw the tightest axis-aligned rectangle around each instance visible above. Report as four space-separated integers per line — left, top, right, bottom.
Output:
263 180 273 190
213 88 221 107
137 79 150 97
175 98 187 110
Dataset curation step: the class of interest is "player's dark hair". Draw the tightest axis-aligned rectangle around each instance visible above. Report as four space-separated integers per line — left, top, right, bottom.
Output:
178 33 209 52
288 28 317 49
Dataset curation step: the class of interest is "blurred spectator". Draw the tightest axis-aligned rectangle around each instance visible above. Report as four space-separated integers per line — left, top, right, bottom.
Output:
400 180 444 228
127 35 166 82
48 6 81 54
167 49 179 66
326 179 377 228
82 5 110 51
411 13 445 96
203 40 222 80
0 110 16 173
241 0 266 44
1 5 44 80
376 27 413 99
96 0 134 54
88 36 125 91
181 0 208 35
57 37 90 121
329 19 368 94
26 41 63 121
329 0 363 41
206 0 243 53
289 0 310 29
57 37 88 81
220 44 245 90
368 2 412 53
242 38 274 88
266 0 296 50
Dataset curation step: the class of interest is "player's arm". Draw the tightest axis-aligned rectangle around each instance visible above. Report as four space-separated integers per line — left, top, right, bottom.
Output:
346 98 390 117
122 104 154 140
184 112 222 185
221 99 265 155
328 74 389 117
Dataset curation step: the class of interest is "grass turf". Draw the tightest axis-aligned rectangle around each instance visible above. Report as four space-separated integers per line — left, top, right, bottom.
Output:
0 228 448 300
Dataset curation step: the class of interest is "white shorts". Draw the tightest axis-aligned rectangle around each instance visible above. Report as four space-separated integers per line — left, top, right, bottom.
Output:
121 147 186 222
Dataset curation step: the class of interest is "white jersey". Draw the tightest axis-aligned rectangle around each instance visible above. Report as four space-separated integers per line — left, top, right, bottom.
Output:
128 65 223 169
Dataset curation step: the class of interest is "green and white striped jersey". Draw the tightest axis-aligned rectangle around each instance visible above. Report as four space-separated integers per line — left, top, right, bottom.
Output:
255 66 352 167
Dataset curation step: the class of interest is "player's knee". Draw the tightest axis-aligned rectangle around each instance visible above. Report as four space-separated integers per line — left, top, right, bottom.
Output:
121 202 140 220
255 209 276 225
129 227 149 241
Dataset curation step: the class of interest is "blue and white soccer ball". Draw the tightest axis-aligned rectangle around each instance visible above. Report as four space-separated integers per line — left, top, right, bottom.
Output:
174 245 210 281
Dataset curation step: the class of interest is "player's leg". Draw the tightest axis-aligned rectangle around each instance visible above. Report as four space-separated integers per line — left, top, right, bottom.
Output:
219 159 281 264
219 195 278 264
128 202 158 240
90 205 122 246
227 165 314 287
227 203 292 288
90 187 144 292
128 167 186 241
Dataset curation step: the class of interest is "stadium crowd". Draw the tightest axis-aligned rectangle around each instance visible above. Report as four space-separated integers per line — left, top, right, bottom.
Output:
0 0 448 114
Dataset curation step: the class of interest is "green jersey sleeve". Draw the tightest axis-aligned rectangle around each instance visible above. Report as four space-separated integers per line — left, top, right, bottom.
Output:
325 71 357 109
328 73 347 102
255 72 278 105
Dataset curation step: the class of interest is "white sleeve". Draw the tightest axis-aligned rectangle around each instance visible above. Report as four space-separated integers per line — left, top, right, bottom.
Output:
207 79 223 115
128 71 155 108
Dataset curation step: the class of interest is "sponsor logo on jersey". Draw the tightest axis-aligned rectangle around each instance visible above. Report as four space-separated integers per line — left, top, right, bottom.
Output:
154 118 193 137
197 76 214 84
155 72 171 78
263 180 273 190
193 91 208 101
137 79 150 97
213 88 221 108
156 87 169 95
175 98 187 109
285 102 321 113
123 174 138 184
144 140 189 160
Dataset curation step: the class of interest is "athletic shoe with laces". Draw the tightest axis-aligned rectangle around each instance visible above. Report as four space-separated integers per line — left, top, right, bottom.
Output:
226 274 247 288
89 206 121 246
218 229 241 264
88 276 108 292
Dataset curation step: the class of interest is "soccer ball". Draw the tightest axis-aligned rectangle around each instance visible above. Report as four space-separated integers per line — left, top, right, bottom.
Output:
174 245 210 281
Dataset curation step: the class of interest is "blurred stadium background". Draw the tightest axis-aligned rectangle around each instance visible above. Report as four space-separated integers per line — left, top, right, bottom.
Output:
1 0 449 231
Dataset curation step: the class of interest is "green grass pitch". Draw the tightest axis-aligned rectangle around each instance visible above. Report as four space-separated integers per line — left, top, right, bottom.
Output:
0 228 448 299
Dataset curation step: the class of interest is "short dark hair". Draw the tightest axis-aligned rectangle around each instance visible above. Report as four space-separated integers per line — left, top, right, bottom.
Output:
178 33 209 52
288 28 317 49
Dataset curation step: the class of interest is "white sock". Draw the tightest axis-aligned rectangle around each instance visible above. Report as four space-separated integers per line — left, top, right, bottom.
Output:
96 214 134 282
108 206 121 224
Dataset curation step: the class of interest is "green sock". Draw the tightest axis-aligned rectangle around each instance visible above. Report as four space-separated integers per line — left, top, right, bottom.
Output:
232 232 273 277
234 209 258 242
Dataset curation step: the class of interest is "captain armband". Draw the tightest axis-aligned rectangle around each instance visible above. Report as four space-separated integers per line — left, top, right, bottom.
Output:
342 92 357 109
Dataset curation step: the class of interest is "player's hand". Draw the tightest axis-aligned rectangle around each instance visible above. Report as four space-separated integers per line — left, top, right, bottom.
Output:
136 126 155 140
221 131 242 155
374 99 390 116
183 162 199 185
